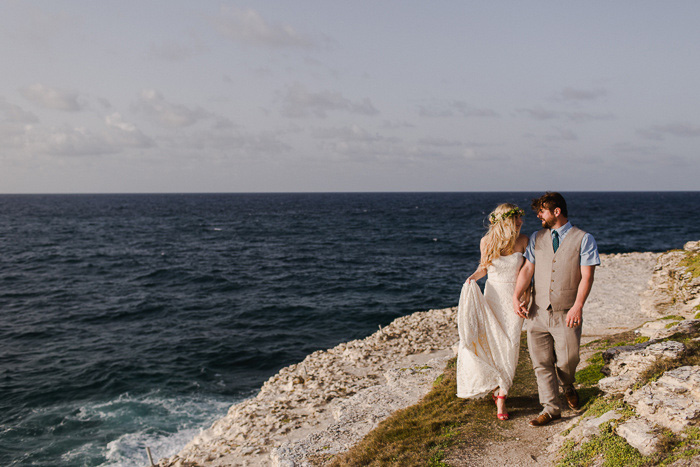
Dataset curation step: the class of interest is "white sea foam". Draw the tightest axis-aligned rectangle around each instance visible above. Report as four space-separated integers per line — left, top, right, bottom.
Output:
70 391 233 466
104 427 203 466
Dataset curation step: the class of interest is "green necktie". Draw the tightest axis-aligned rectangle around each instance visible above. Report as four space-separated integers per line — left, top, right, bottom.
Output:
552 230 559 253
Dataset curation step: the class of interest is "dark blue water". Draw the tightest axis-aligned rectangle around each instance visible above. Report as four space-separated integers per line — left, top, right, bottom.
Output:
1 192 699 466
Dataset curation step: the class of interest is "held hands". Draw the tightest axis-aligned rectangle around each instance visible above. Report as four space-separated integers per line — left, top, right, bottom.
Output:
512 295 529 319
566 305 583 328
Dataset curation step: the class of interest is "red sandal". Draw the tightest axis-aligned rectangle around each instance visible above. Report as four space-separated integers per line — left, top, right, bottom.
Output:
494 394 509 420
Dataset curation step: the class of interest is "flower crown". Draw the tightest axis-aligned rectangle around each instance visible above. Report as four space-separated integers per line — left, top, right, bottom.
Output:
490 207 524 224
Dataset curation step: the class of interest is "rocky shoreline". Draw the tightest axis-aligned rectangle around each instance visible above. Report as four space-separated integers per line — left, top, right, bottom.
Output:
158 308 458 466
552 240 700 460
158 244 697 466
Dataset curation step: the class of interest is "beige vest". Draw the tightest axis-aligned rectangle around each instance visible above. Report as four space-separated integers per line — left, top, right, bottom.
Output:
532 226 586 313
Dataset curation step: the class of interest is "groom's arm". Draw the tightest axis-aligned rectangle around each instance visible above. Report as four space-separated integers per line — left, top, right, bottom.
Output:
512 260 534 318
565 265 596 327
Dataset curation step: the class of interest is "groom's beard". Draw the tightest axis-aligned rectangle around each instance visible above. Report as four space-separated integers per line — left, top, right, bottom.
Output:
541 218 555 229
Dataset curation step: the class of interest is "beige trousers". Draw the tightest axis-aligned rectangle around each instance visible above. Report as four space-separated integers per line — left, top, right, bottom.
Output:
527 305 581 416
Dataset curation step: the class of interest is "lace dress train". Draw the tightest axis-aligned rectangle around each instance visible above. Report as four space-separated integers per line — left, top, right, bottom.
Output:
456 253 524 399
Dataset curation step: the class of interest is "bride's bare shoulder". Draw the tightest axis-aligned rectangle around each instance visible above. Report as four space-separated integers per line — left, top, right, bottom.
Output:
515 233 529 252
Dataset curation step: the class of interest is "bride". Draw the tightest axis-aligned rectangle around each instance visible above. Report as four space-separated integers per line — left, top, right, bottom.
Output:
456 203 529 420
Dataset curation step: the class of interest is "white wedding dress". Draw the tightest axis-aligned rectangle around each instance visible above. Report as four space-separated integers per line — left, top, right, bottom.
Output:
456 252 524 399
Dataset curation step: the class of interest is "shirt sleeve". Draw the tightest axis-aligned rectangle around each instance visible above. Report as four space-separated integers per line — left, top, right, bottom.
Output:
580 233 601 266
524 231 537 264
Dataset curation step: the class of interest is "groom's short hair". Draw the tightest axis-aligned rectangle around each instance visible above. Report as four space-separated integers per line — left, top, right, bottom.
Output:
531 192 568 218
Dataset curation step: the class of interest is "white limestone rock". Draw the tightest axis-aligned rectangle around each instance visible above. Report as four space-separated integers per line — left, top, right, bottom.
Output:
158 307 459 466
640 319 700 341
638 320 673 338
598 374 639 395
599 341 686 395
625 366 700 433
641 246 700 319
616 417 662 456
685 241 700 254
564 410 623 443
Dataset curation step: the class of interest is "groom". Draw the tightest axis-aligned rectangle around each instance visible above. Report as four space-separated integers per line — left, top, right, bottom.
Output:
512 192 600 427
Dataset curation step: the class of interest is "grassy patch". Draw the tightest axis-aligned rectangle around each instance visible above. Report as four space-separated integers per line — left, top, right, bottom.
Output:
661 315 686 321
658 427 700 465
327 333 538 466
575 352 605 386
679 251 700 279
557 396 644 466
579 394 634 419
326 355 494 466
558 422 648 467
576 331 652 388
633 336 650 345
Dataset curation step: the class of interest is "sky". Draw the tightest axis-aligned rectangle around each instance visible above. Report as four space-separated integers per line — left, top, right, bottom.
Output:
1 1 698 193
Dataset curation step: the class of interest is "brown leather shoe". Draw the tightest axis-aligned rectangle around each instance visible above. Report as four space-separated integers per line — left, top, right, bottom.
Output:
564 388 579 410
529 412 561 427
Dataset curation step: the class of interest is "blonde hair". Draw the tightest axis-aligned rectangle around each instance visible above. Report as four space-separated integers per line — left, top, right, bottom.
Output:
479 203 522 269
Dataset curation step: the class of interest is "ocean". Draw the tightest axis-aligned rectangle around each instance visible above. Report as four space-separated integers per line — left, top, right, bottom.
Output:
1 192 699 466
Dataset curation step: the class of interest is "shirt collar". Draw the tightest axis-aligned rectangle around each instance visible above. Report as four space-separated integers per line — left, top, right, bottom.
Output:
552 221 572 237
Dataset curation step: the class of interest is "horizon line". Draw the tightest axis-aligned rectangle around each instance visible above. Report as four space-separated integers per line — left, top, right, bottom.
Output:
0 189 698 196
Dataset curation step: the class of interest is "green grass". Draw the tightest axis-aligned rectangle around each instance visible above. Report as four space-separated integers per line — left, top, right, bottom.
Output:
323 320 700 467
558 422 647 467
575 331 653 388
561 323 700 466
680 251 700 279
575 352 605 386
326 333 538 466
661 315 686 321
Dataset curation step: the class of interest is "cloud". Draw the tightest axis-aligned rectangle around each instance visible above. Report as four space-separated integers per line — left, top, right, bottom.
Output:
381 120 415 129
104 113 155 148
148 39 207 61
517 108 559 120
2 113 154 157
279 84 379 118
19 84 84 111
555 87 607 101
637 122 700 140
611 142 687 166
37 126 122 156
134 90 215 128
611 142 660 156
311 124 393 143
418 100 499 118
565 112 615 123
0 98 39 123
316 138 404 160
417 137 463 148
518 108 614 123
24 123 153 157
546 127 578 141
211 6 314 48
165 127 291 157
